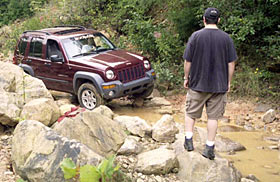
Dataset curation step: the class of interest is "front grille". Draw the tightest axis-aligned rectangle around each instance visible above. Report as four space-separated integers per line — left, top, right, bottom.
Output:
118 64 145 83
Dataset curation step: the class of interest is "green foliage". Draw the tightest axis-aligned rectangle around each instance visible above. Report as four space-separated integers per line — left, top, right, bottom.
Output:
16 179 27 182
60 158 77 179
0 0 48 27
60 155 121 182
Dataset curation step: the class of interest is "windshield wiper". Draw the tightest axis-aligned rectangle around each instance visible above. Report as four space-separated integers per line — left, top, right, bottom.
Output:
72 51 97 58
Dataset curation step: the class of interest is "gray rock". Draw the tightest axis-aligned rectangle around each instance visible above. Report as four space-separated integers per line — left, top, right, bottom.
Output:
254 104 271 112
0 62 53 126
118 137 143 155
144 97 171 107
114 116 152 137
177 151 241 182
196 127 246 152
54 111 126 157
136 148 179 175
12 120 103 182
262 109 276 124
92 105 114 119
20 98 60 126
152 115 179 143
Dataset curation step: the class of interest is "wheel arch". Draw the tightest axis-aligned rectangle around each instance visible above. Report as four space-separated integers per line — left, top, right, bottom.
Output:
73 71 104 96
19 64 34 76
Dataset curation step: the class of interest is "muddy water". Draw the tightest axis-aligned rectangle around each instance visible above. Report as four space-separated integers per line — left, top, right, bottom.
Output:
113 106 280 182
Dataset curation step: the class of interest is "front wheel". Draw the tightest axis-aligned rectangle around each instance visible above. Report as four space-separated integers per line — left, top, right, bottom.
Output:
77 83 103 110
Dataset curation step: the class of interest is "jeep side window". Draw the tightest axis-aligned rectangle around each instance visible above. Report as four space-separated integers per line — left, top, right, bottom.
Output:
47 39 63 60
18 37 28 56
29 37 43 58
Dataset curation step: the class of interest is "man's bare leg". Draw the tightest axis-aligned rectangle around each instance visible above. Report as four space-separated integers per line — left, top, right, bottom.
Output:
184 114 195 151
207 119 218 142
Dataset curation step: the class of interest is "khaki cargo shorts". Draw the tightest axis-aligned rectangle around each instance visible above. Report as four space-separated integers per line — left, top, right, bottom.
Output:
185 89 227 120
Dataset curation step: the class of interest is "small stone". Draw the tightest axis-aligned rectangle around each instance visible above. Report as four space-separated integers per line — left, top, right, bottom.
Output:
262 109 276 124
268 145 278 150
4 171 13 175
246 174 260 182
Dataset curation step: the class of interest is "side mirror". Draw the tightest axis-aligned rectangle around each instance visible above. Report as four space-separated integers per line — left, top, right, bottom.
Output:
50 55 63 63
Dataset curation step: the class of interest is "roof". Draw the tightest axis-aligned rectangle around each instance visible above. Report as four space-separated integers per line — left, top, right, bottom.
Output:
23 26 100 39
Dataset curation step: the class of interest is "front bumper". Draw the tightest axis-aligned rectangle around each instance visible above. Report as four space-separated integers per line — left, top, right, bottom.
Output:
101 69 156 99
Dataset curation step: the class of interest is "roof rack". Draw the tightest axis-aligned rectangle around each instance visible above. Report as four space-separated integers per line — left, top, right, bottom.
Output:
54 25 86 30
23 30 50 35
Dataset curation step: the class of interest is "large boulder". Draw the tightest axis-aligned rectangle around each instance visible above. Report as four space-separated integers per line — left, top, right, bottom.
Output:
0 62 53 126
53 111 127 157
135 148 179 175
0 93 21 126
12 120 103 182
173 133 242 182
92 105 114 119
0 62 52 102
177 151 242 182
20 98 60 126
152 114 179 143
114 116 152 137
117 137 143 155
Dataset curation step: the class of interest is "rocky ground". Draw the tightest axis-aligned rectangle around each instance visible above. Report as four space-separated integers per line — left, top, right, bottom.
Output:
0 93 279 182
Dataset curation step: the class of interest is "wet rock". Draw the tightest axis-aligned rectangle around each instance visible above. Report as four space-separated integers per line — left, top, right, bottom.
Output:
144 97 171 107
92 105 114 119
196 127 246 152
156 106 174 114
262 109 276 124
136 148 179 175
218 125 245 132
114 116 152 137
235 115 246 126
133 97 144 107
177 150 242 182
54 111 126 157
245 174 260 182
12 120 103 182
118 137 143 155
152 115 179 143
220 117 230 123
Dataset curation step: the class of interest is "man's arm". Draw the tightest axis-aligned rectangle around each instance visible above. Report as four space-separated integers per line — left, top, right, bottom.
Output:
228 61 235 92
184 60 191 89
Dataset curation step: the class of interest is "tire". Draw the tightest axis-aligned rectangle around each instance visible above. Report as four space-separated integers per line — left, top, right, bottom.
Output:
132 85 154 98
77 83 103 110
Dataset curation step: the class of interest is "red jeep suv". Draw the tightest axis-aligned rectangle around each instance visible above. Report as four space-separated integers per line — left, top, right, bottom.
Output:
13 26 156 110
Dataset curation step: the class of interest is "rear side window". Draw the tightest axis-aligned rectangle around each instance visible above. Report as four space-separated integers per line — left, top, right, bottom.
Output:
29 37 43 58
18 37 28 56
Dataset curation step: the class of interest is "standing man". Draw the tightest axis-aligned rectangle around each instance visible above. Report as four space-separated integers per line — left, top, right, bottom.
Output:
183 8 237 160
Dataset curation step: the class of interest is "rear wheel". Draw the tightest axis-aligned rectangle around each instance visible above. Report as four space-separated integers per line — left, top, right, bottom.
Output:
132 85 154 98
77 83 103 110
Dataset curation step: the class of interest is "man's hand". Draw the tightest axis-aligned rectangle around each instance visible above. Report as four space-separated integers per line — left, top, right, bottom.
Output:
184 79 189 89
228 82 231 92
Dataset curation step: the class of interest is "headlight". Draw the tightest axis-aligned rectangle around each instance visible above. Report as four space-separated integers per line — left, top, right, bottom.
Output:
106 70 115 80
144 60 150 69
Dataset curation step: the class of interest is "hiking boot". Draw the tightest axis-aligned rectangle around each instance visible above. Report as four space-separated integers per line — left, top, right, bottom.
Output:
184 137 194 151
202 145 215 160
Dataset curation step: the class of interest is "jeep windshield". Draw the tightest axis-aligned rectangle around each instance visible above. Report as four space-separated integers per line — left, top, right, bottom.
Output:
62 33 116 59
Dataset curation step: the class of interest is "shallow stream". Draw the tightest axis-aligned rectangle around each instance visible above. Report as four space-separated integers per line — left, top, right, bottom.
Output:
112 105 280 182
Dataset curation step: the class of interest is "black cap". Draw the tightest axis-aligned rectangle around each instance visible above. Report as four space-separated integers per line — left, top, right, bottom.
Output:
204 8 220 19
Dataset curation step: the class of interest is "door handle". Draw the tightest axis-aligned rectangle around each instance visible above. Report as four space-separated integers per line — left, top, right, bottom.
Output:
44 62 51 66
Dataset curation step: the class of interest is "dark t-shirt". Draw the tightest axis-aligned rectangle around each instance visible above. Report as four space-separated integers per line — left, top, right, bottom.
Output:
183 28 237 93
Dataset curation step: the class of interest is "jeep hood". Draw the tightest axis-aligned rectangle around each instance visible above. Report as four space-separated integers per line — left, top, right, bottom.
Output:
73 49 146 69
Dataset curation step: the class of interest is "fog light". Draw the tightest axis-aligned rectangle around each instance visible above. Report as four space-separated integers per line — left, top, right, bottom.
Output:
109 91 115 97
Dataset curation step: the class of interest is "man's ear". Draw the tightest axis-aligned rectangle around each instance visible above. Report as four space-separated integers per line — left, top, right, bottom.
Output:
218 18 221 24
203 17 206 25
